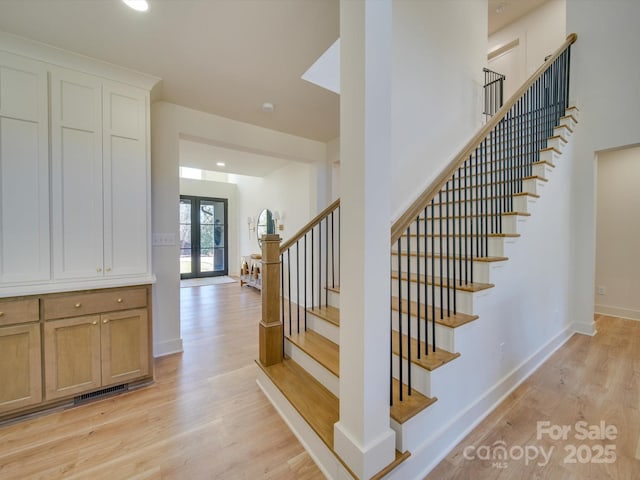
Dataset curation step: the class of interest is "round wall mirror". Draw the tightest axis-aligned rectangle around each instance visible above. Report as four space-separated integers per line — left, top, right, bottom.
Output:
256 209 274 248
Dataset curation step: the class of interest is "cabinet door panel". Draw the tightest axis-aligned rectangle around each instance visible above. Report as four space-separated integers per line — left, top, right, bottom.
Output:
0 323 42 412
103 84 149 277
51 69 103 280
101 308 149 385
0 53 50 284
44 315 101 400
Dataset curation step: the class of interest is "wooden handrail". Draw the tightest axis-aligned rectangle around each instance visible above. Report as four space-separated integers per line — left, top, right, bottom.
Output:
280 198 340 253
390 33 577 244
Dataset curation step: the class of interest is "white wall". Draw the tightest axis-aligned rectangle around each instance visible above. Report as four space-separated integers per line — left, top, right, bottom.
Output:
488 0 566 99
326 136 340 201
566 0 640 334
151 101 328 357
234 161 316 256
179 178 239 274
595 145 640 320
391 0 488 220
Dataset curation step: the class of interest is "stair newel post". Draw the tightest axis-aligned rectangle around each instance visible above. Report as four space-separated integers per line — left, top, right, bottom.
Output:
259 234 283 366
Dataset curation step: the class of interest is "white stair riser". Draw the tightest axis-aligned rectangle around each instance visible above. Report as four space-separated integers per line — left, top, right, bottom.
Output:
391 282 477 315
415 214 524 236
395 235 507 257
284 340 339 397
532 162 554 179
425 195 535 218
391 256 494 284
326 288 339 309
391 314 456 353
306 313 340 345
391 353 433 398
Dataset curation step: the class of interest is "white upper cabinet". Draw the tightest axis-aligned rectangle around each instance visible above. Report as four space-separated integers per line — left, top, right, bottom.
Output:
102 82 149 277
51 68 104 280
51 70 150 281
0 36 157 296
0 52 50 284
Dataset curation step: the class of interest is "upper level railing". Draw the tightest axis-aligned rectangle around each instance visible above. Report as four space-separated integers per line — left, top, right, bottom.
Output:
483 67 506 119
389 34 577 403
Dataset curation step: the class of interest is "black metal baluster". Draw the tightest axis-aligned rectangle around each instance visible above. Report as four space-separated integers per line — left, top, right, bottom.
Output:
325 217 328 307
397 238 403 401
416 217 421 360
439 191 444 321
331 211 335 289
295 241 299 333
431 198 436 353
288 249 291 336
445 180 451 316
423 206 428 357
318 221 322 306
311 225 315 310
406 228 411 394
304 234 307 331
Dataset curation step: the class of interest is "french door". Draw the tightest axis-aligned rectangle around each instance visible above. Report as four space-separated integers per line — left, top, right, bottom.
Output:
179 196 228 279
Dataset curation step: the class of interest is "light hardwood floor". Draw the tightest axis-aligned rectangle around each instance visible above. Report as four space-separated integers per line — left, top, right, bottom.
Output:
426 314 640 480
0 283 323 479
3 288 638 480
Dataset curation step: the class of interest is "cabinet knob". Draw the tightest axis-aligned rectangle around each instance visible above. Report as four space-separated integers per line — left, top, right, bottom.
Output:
106 267 112 272
103 319 108 324
97 267 102 272
75 303 81 308
117 298 123 303
0 312 4 317
92 321 97 325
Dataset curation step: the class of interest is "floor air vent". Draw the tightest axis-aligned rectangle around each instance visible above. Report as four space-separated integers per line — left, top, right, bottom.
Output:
74 384 128 405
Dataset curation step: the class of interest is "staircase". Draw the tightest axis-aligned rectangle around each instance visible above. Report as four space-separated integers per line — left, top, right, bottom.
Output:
257 34 578 479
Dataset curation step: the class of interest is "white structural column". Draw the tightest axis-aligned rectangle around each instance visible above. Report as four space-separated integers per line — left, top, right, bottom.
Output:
334 1 396 478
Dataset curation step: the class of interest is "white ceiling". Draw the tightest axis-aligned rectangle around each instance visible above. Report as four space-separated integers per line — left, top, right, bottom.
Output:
0 0 547 154
179 137 289 178
488 0 551 35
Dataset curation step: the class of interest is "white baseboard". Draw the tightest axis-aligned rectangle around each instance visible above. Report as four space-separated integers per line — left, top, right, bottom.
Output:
153 338 184 357
595 304 640 322
388 324 575 480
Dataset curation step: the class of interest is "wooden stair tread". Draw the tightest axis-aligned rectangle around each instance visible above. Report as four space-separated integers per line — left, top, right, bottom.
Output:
391 271 494 292
392 331 460 371
307 305 340 326
431 191 539 206
446 175 548 193
391 296 478 328
423 211 531 221
257 359 338 450
326 285 340 294
286 330 339 376
403 232 520 238
372 449 412 480
391 251 508 263
259 359 410 480
390 378 437 424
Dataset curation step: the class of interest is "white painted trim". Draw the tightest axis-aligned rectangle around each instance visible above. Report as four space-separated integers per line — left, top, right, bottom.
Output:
0 30 160 90
0 275 156 298
153 338 184 357
387 325 575 479
256 369 353 480
572 320 597 336
595 304 640 321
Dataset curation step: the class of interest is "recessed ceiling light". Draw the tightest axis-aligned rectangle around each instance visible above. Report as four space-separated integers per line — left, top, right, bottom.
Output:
216 162 226 167
122 0 149 12
262 102 275 113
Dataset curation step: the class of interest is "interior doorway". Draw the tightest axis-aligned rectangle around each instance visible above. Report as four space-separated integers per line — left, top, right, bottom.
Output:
180 195 228 279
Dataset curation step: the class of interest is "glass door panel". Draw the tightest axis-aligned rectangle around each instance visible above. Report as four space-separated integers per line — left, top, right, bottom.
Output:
180 196 228 279
179 199 192 275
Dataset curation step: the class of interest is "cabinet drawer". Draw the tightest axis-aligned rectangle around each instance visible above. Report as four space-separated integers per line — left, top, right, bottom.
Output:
0 298 39 326
43 288 147 320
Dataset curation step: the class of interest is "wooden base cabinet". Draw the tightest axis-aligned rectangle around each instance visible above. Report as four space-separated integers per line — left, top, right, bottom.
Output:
0 323 42 413
0 285 153 421
44 308 149 400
